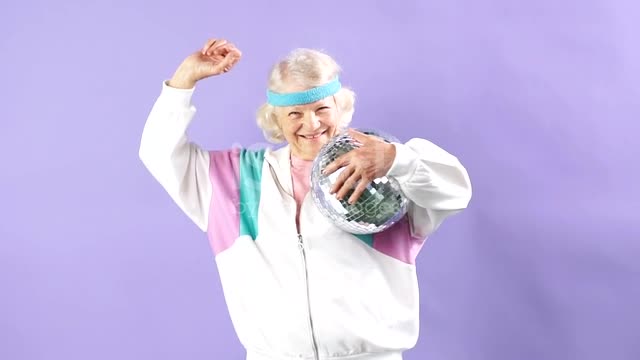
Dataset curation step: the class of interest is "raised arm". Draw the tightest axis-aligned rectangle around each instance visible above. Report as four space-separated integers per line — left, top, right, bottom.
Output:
138 38 242 232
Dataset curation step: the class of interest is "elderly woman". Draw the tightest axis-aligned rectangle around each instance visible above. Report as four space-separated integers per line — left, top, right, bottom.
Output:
139 38 472 360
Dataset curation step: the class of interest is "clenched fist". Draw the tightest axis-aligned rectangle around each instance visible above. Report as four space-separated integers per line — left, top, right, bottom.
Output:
169 38 242 89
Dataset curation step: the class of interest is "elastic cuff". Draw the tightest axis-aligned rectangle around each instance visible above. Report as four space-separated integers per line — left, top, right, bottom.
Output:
160 80 196 108
386 142 419 178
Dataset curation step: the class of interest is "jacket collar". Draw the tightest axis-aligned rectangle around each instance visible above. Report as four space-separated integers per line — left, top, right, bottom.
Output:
264 143 294 197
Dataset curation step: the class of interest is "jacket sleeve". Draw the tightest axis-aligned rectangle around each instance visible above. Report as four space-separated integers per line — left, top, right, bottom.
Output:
138 81 212 232
386 138 472 239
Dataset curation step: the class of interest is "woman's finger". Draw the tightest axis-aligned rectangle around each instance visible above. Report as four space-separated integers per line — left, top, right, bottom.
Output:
323 152 350 176
220 45 242 64
336 170 362 201
215 49 241 72
213 43 233 56
229 46 242 58
330 165 354 194
205 39 228 55
348 178 371 204
201 38 219 54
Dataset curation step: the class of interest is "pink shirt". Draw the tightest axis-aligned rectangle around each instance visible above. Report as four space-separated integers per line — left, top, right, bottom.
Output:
290 154 313 232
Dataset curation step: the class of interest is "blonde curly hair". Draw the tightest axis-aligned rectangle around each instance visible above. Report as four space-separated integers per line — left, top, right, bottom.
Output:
256 48 356 143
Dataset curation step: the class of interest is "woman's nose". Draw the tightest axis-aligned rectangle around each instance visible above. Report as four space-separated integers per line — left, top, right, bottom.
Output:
302 112 321 129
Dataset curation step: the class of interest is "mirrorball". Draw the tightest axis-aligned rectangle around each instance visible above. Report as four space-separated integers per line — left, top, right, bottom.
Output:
310 129 409 234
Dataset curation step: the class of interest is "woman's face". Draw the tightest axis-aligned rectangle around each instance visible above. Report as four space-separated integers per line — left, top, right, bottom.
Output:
275 95 340 160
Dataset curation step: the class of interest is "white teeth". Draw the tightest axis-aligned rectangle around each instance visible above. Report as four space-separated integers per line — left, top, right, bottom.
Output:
301 132 324 139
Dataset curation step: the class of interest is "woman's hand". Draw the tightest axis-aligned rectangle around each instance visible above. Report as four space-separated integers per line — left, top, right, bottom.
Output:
322 129 397 204
169 38 242 89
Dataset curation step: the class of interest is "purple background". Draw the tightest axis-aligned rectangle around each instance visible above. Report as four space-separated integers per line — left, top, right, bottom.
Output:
2 0 639 359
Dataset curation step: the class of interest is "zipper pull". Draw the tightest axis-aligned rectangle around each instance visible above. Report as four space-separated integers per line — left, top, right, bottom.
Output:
298 234 304 248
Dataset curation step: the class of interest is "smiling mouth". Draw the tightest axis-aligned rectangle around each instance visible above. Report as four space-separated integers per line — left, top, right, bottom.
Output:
299 130 327 139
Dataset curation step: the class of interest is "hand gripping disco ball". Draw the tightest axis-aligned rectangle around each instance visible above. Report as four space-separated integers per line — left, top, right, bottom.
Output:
310 129 409 234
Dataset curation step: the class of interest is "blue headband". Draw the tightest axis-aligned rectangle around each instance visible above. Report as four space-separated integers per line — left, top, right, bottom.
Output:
266 77 341 106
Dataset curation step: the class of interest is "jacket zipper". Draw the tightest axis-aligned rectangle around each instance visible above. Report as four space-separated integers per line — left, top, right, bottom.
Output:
265 160 320 359
298 233 319 360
